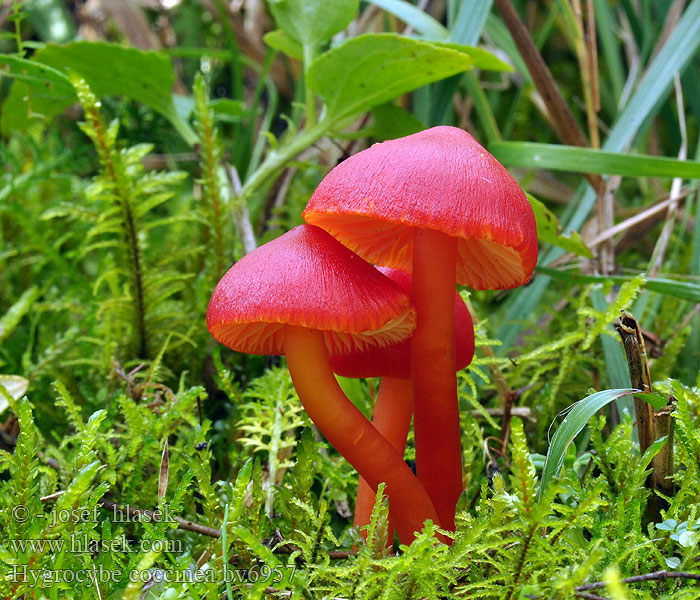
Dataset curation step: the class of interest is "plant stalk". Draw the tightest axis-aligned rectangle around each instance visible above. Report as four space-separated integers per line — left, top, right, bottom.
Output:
354 377 413 542
616 310 675 517
284 326 442 544
410 229 461 533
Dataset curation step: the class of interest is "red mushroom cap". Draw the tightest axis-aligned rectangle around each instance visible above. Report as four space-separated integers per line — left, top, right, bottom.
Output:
330 267 475 378
303 126 538 290
207 225 417 356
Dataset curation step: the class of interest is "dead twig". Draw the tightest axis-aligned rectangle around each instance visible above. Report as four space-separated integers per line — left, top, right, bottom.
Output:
587 187 695 249
224 163 258 255
492 0 604 195
615 311 653 453
615 311 675 518
576 570 700 592
574 592 609 600
99 498 223 538
42 494 358 560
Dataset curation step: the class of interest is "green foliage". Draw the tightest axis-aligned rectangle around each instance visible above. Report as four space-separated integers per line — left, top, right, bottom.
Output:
540 388 637 497
236 368 305 516
71 75 192 362
267 0 358 51
192 73 229 280
492 141 700 178
308 34 486 124
1 41 195 142
0 287 40 345
528 194 592 257
500 277 646 437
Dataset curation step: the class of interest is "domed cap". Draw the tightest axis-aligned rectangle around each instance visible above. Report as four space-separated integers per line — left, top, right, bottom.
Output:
330 267 475 378
207 225 417 356
303 126 538 290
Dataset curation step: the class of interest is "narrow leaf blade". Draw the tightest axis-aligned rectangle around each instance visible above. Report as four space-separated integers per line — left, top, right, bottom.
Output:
491 141 700 178
540 389 637 498
369 0 449 40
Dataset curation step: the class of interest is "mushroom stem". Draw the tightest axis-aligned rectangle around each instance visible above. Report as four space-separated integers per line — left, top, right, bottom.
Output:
354 377 413 543
284 326 441 544
410 228 461 533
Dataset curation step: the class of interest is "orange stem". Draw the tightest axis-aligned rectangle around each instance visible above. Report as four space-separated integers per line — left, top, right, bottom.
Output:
411 228 462 533
354 377 413 542
284 326 441 544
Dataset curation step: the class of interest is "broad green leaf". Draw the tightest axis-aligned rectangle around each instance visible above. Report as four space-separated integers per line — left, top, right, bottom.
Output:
309 33 476 123
368 103 425 140
634 392 668 410
431 42 512 72
369 0 449 40
210 99 247 120
540 389 637 498
0 286 40 344
2 42 196 144
0 375 29 415
0 54 74 135
536 266 700 304
528 194 592 257
263 29 303 60
337 103 426 141
491 141 700 178
0 53 73 90
267 0 359 49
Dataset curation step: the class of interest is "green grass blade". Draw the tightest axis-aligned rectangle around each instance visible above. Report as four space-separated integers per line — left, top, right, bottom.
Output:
692 189 700 277
594 0 625 104
590 287 631 390
540 389 637 499
368 0 448 40
590 287 633 418
606 0 700 150
496 0 700 351
449 0 492 46
464 71 501 143
536 266 700 303
484 14 531 81
491 141 700 178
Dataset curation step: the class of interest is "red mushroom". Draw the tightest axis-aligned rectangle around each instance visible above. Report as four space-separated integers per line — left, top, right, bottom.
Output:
207 224 441 543
331 267 475 543
304 126 538 531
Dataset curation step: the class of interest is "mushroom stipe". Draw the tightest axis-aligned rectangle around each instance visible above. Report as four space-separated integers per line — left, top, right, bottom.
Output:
304 126 538 532
207 224 443 544
331 266 475 543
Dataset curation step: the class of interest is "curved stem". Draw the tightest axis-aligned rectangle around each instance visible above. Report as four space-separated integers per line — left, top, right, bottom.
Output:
284 327 441 544
411 228 461 533
302 43 317 128
240 119 329 204
354 377 413 542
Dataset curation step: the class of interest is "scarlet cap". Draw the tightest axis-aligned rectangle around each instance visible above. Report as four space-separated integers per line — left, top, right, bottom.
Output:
207 225 417 356
303 126 538 290
330 267 475 378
